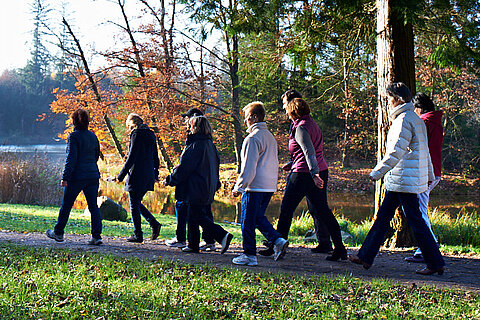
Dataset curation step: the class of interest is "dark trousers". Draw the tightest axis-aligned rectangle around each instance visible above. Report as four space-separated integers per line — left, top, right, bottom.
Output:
175 200 214 244
55 179 102 239
358 191 445 270
128 190 160 238
240 192 282 256
187 204 228 251
307 198 332 248
277 170 345 252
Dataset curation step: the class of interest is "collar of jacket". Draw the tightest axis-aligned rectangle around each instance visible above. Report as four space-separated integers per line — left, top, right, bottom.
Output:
186 133 212 144
389 102 414 120
247 122 267 133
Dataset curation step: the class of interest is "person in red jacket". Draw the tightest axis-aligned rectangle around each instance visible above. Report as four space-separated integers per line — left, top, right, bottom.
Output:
405 92 443 263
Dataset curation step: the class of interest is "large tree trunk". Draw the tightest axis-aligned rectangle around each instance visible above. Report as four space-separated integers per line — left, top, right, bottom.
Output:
375 0 416 247
229 35 243 173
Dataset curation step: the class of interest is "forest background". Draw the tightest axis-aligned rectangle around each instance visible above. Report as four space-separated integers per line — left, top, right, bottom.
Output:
0 0 479 177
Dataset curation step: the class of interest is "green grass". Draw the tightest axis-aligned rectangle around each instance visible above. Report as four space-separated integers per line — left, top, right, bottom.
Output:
0 243 479 319
2 203 480 255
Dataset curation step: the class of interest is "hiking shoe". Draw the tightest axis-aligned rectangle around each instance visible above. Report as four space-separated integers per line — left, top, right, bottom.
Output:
273 238 289 261
220 233 233 254
311 244 333 254
151 224 161 241
258 246 274 256
46 229 64 242
232 254 258 266
405 254 425 263
88 237 103 245
165 237 187 248
126 235 143 243
182 246 199 253
199 243 216 252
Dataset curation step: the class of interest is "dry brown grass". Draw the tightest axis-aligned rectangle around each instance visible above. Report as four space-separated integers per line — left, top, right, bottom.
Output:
0 153 63 206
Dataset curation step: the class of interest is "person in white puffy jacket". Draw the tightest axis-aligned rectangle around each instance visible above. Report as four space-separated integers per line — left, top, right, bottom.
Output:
349 82 445 275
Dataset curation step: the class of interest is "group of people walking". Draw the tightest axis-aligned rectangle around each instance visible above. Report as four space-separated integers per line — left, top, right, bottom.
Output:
46 82 445 276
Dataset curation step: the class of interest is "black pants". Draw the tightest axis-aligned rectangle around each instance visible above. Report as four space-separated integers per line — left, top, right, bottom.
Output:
277 170 345 252
187 204 228 250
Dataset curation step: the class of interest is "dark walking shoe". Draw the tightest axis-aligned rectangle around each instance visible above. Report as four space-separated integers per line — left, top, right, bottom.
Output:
88 237 103 245
348 254 371 269
311 244 333 254
258 247 274 257
326 249 348 261
404 254 425 263
151 224 161 241
46 229 64 242
416 266 445 275
126 235 143 243
220 233 233 254
182 246 199 253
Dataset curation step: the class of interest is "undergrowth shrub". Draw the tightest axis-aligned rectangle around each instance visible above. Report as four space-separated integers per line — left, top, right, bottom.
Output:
0 153 62 206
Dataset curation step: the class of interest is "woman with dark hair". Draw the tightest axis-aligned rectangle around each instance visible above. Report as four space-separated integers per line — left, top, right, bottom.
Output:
116 113 161 243
165 115 233 253
404 92 443 263
46 108 103 245
276 98 347 261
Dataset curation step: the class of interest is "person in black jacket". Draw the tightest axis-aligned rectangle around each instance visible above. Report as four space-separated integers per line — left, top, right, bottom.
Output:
164 115 233 253
46 108 103 245
116 113 161 243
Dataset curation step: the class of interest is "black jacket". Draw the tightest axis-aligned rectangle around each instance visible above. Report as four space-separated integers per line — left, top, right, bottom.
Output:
117 124 160 193
62 128 100 182
166 133 220 205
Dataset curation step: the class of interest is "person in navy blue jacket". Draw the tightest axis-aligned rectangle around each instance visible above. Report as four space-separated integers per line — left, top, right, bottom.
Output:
116 113 161 243
164 115 233 253
46 108 103 245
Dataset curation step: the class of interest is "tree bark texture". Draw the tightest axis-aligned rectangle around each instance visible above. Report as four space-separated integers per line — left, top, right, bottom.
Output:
375 0 416 247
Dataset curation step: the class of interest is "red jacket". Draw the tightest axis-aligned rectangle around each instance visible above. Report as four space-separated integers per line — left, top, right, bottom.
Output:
420 111 443 177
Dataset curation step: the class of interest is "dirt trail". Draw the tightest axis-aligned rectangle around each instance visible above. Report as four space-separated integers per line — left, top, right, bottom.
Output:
2 230 480 292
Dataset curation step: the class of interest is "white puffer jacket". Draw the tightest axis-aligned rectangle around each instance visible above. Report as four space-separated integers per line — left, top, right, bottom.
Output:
370 102 434 194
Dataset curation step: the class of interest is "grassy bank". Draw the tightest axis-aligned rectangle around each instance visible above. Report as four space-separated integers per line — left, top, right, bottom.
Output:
0 244 479 319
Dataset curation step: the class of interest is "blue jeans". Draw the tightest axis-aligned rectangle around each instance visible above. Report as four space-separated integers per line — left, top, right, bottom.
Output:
55 179 102 239
277 170 345 252
175 200 214 244
187 204 227 251
240 192 281 256
358 191 445 270
128 190 160 238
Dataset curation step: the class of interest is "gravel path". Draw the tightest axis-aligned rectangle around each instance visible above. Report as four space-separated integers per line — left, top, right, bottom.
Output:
2 230 480 292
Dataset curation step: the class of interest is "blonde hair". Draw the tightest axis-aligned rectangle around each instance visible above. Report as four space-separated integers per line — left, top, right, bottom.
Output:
189 115 212 135
286 98 310 120
243 101 265 122
126 113 144 127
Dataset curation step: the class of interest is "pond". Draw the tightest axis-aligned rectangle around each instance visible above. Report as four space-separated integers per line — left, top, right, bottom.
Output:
96 180 480 224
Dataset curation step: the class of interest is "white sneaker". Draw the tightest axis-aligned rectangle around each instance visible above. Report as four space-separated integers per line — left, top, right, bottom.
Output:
165 237 187 248
199 243 216 252
273 238 288 261
232 254 258 266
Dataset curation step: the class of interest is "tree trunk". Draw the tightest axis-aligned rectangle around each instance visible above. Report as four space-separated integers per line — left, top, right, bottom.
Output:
375 0 416 247
229 35 243 173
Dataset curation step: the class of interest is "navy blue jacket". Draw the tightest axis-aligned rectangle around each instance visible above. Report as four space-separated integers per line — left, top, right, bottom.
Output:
166 133 220 205
62 128 101 181
117 124 160 193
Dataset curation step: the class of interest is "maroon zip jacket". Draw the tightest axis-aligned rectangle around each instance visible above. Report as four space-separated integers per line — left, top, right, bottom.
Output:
420 111 443 177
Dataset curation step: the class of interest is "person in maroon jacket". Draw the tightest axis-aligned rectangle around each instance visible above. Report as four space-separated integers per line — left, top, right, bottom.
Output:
405 92 443 263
